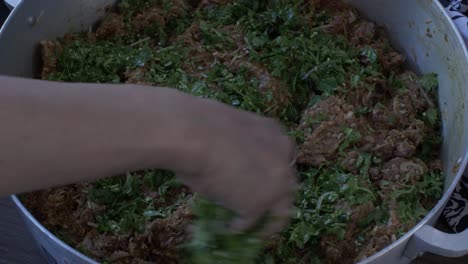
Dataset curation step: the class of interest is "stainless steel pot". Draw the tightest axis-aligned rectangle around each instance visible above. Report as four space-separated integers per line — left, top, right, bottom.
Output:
0 0 467 263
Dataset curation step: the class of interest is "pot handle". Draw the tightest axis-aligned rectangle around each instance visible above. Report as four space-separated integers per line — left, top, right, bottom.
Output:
404 224 468 259
3 0 21 10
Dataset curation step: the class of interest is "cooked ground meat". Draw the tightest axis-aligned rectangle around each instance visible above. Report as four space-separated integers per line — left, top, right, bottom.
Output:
40 40 62 80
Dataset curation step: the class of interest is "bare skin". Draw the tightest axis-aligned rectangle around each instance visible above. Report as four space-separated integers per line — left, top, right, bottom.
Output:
0 75 297 236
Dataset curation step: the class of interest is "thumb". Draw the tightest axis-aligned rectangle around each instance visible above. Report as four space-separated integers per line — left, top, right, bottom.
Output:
258 194 294 238
227 197 294 238
228 215 262 234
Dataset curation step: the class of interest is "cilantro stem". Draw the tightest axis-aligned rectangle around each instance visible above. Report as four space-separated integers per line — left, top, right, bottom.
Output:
356 187 377 201
316 191 336 210
129 37 151 47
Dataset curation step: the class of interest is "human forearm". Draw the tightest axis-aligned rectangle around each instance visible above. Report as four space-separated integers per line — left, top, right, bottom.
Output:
0 76 200 196
0 75 297 236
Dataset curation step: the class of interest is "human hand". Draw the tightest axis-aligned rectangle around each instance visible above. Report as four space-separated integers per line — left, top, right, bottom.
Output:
173 97 297 237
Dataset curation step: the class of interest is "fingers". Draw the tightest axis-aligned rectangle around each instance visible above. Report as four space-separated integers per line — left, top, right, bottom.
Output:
228 187 295 238
228 215 262 234
259 192 295 238
228 168 297 237
260 168 297 237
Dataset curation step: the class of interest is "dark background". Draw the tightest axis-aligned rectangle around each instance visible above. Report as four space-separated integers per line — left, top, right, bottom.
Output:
0 1 9 27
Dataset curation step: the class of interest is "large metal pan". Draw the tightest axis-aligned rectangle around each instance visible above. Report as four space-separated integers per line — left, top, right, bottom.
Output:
0 0 467 263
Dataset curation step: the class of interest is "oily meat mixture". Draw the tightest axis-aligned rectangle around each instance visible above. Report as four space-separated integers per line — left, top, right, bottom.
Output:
22 0 444 263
